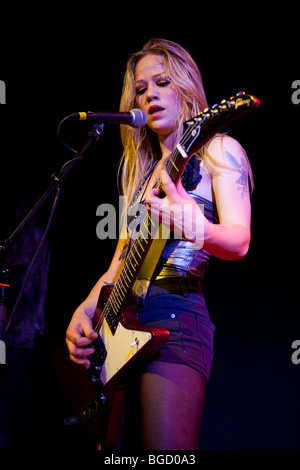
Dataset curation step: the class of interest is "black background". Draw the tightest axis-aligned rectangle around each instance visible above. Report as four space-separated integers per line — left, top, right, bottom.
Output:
1 7 299 451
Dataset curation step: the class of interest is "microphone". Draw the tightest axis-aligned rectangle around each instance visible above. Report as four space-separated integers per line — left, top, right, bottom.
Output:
69 109 147 128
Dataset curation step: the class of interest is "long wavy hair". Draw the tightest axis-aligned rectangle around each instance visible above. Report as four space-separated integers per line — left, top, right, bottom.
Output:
119 38 253 211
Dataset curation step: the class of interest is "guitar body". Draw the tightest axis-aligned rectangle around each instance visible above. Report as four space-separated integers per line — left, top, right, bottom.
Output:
91 285 170 387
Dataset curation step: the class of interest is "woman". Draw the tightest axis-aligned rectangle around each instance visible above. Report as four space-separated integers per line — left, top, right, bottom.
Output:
66 39 252 450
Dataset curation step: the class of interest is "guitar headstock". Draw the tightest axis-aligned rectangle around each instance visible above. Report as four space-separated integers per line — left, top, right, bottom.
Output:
182 91 261 157
185 91 260 126
162 91 260 188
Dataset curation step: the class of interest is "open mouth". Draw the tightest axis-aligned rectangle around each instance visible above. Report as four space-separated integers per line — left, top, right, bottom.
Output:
149 105 165 117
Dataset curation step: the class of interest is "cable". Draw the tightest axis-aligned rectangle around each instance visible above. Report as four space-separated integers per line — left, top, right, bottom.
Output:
57 115 78 155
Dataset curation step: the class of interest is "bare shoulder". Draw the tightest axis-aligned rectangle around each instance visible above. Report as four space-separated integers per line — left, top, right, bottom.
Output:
207 135 247 169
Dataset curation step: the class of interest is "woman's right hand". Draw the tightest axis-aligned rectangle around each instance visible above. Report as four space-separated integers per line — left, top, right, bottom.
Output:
65 237 126 369
66 305 98 369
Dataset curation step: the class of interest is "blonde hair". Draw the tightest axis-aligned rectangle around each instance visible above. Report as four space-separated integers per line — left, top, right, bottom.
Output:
118 38 253 210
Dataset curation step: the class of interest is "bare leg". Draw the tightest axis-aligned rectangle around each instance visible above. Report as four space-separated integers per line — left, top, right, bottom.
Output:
139 361 207 450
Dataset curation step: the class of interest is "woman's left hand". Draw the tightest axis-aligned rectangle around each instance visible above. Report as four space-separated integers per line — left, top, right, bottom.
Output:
145 169 207 246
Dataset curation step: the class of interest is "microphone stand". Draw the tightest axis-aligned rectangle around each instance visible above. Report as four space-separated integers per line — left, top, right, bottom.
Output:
0 123 105 340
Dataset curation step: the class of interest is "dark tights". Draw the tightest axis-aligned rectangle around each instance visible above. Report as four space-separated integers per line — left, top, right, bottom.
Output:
122 361 207 450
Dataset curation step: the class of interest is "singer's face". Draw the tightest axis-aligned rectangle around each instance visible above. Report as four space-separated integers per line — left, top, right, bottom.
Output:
134 54 181 139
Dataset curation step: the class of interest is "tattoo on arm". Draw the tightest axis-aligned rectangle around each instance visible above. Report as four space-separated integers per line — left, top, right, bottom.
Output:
224 150 248 198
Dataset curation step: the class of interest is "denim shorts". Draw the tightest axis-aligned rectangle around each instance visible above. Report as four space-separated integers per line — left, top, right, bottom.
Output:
137 277 215 381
